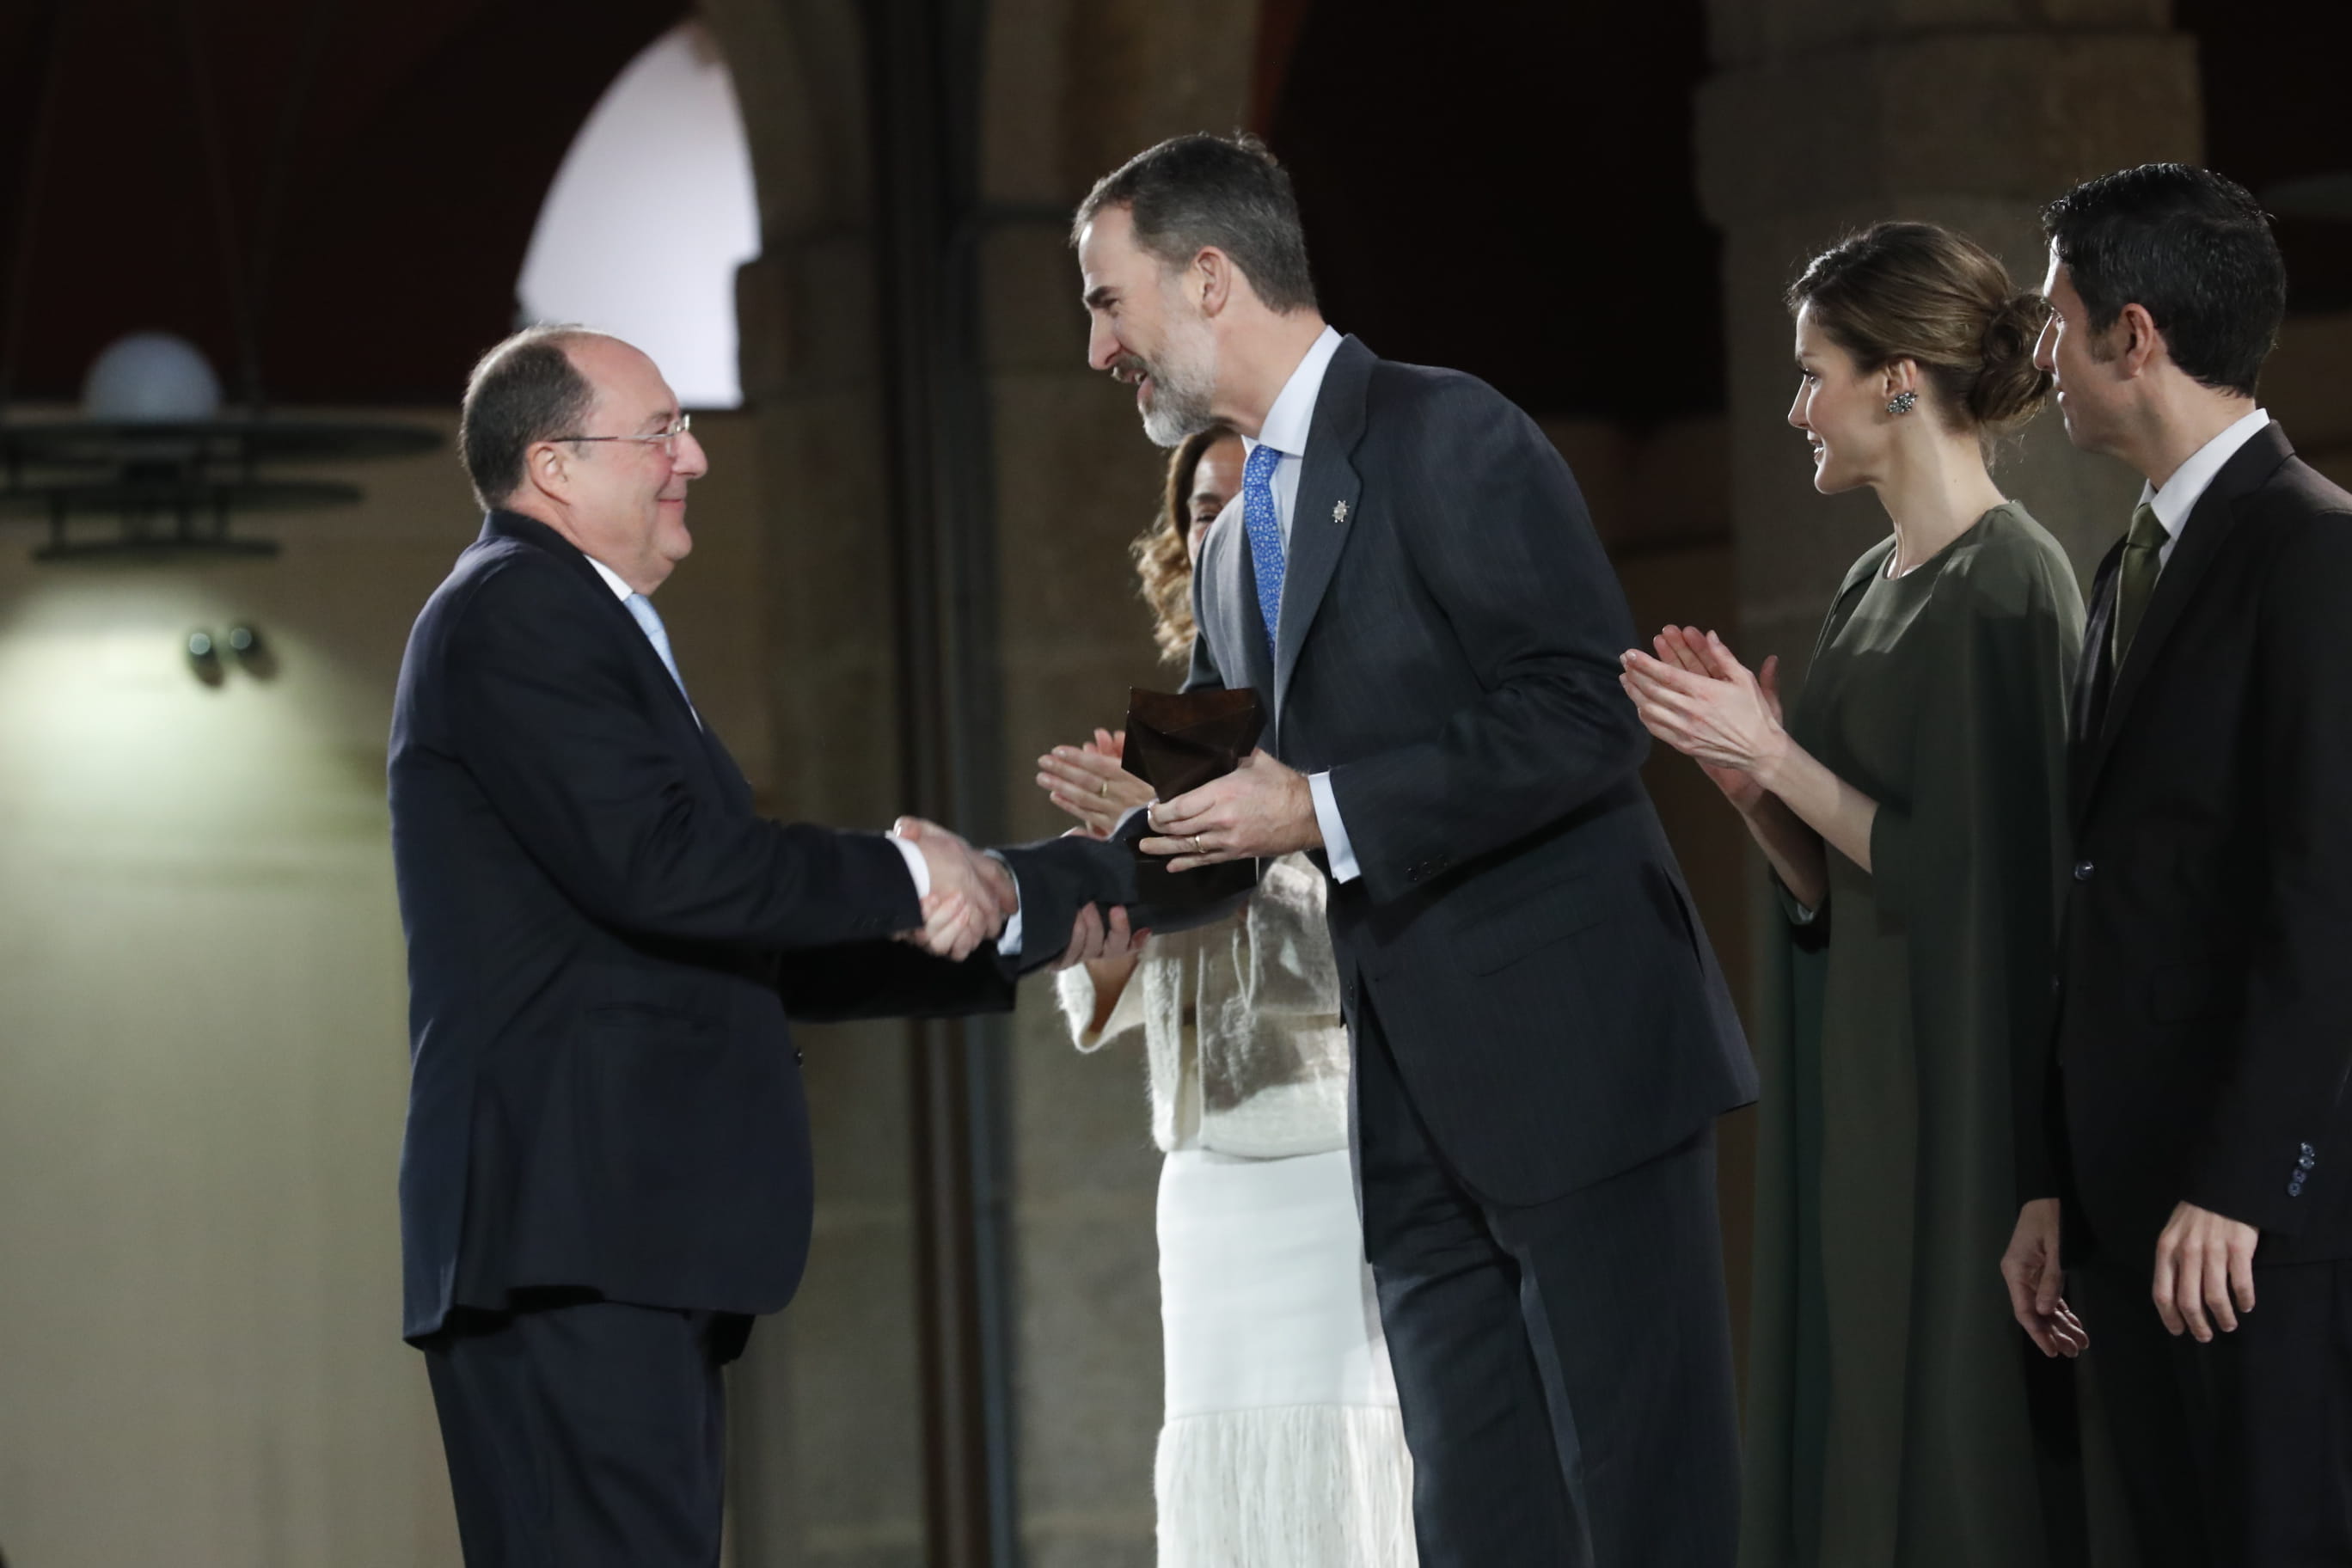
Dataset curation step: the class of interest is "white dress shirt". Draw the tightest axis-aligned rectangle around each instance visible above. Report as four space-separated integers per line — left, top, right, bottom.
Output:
2141 405 2270 569
1240 325 1366 884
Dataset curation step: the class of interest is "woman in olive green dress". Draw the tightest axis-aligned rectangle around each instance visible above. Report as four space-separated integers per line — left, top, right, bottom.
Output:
1620 223 2089 1566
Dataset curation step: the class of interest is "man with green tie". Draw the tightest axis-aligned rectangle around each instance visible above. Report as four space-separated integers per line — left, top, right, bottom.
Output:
2002 163 2352 1565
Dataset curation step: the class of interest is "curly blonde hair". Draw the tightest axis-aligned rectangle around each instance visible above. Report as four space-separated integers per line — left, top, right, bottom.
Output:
1131 425 1240 665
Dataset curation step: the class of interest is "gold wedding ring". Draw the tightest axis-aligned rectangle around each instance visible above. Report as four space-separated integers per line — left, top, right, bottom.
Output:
1098 780 1108 798
1191 835 1204 854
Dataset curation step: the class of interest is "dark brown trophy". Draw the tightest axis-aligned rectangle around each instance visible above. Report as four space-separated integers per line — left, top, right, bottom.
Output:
1118 686 1268 914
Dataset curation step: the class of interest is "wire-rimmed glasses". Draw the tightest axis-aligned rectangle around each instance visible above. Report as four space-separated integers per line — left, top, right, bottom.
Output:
551 413 692 456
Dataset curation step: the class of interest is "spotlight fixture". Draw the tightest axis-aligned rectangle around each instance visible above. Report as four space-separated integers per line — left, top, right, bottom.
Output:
186 628 224 686
224 622 275 677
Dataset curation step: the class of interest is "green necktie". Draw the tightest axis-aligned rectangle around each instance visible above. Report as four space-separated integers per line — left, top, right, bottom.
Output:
2110 501 2168 667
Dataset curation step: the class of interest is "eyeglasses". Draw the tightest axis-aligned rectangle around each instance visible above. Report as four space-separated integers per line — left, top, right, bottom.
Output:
550 413 692 456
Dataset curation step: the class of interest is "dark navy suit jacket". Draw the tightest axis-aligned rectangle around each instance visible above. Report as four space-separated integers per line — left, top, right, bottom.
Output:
390 510 1120 1340
1189 336 1757 1204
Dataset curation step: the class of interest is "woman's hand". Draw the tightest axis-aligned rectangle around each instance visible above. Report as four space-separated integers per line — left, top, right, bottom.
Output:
1037 728 1155 838
1643 627 1783 813
1620 628 1790 796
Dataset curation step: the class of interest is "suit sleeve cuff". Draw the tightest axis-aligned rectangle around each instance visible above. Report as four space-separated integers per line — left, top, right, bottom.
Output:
986 849 1024 956
1309 772 1361 884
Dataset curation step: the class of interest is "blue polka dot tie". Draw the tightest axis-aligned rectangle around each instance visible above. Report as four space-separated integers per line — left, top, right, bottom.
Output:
1241 440 1285 658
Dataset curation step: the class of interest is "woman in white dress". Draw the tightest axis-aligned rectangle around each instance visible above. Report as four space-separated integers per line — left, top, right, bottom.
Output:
1035 425 1415 1568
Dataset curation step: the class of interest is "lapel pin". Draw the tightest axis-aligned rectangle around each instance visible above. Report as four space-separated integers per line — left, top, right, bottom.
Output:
1333 499 1349 524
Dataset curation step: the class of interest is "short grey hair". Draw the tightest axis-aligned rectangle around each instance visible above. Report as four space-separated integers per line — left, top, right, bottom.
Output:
1073 132 1319 315
457 325 606 510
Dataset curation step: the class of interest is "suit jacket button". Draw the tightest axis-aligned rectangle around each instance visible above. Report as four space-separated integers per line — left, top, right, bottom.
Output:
2072 861 2095 882
794 1048 805 1065
2303 1142 2319 1160
2300 1153 2318 1170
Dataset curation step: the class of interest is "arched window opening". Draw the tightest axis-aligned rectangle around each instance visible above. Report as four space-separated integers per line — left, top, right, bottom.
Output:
517 21 761 409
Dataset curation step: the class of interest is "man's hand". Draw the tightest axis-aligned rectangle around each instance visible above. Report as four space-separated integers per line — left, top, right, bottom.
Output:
2153 1200 2260 1341
891 818 1019 962
1054 903 1149 971
2001 1198 2088 1358
1139 749 1321 869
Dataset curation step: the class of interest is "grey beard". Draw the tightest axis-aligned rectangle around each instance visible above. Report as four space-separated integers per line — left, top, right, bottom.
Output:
1138 378 1213 451
1141 368 1216 447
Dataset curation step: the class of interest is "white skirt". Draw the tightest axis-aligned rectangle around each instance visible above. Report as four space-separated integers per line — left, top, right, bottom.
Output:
1155 1147 1417 1568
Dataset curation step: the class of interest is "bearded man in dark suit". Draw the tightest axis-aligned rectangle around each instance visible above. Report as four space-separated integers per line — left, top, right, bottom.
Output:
2001 163 2352 1565
391 326 1130 1566
1072 134 1757 1566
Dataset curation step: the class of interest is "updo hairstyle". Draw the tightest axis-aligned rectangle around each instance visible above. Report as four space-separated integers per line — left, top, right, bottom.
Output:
1788 222 2051 436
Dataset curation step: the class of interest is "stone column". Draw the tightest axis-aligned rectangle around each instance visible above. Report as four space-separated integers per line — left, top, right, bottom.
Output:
703 3 940 1565
1696 0 2203 684
976 5 1259 1565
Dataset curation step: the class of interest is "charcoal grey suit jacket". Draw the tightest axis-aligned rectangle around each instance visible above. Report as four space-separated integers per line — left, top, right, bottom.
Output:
1188 335 1756 1204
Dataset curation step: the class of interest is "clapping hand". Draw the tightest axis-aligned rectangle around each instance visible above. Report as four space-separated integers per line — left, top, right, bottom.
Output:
1038 729 1155 838
891 817 1020 962
1620 628 1788 797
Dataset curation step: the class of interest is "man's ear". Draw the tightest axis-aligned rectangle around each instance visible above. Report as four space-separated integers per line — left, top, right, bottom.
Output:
524 439 571 505
1194 247 1233 319
2114 302 2165 379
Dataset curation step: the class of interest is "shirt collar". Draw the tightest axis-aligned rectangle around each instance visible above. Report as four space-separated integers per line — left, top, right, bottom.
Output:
2142 405 2270 536
1245 325 1344 462
584 554 635 602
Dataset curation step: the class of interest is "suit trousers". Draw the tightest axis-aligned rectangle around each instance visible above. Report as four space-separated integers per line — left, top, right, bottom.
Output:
422 1294 748 1568
2074 1256 2352 1566
1353 993 1741 1566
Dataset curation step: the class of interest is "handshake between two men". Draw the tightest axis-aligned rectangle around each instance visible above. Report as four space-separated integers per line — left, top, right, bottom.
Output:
885 813 1161 974
887 736 1329 972
888 817 1039 964
908 720 1331 974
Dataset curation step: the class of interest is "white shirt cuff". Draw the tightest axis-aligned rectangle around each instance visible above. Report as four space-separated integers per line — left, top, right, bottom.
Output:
1308 772 1361 884
986 850 1023 956
887 830 930 899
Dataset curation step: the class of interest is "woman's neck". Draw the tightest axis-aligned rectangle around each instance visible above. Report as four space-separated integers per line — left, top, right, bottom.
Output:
1873 433 2007 575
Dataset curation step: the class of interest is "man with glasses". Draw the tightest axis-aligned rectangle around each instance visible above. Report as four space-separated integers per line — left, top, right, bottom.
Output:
389 326 1136 1565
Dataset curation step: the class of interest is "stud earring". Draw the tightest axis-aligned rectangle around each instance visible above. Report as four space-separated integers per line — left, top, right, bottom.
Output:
1887 390 1918 416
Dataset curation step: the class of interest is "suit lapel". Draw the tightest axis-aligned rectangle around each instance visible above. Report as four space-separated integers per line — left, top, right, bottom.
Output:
484 509 707 737
2077 423 2294 818
1274 336 1373 721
